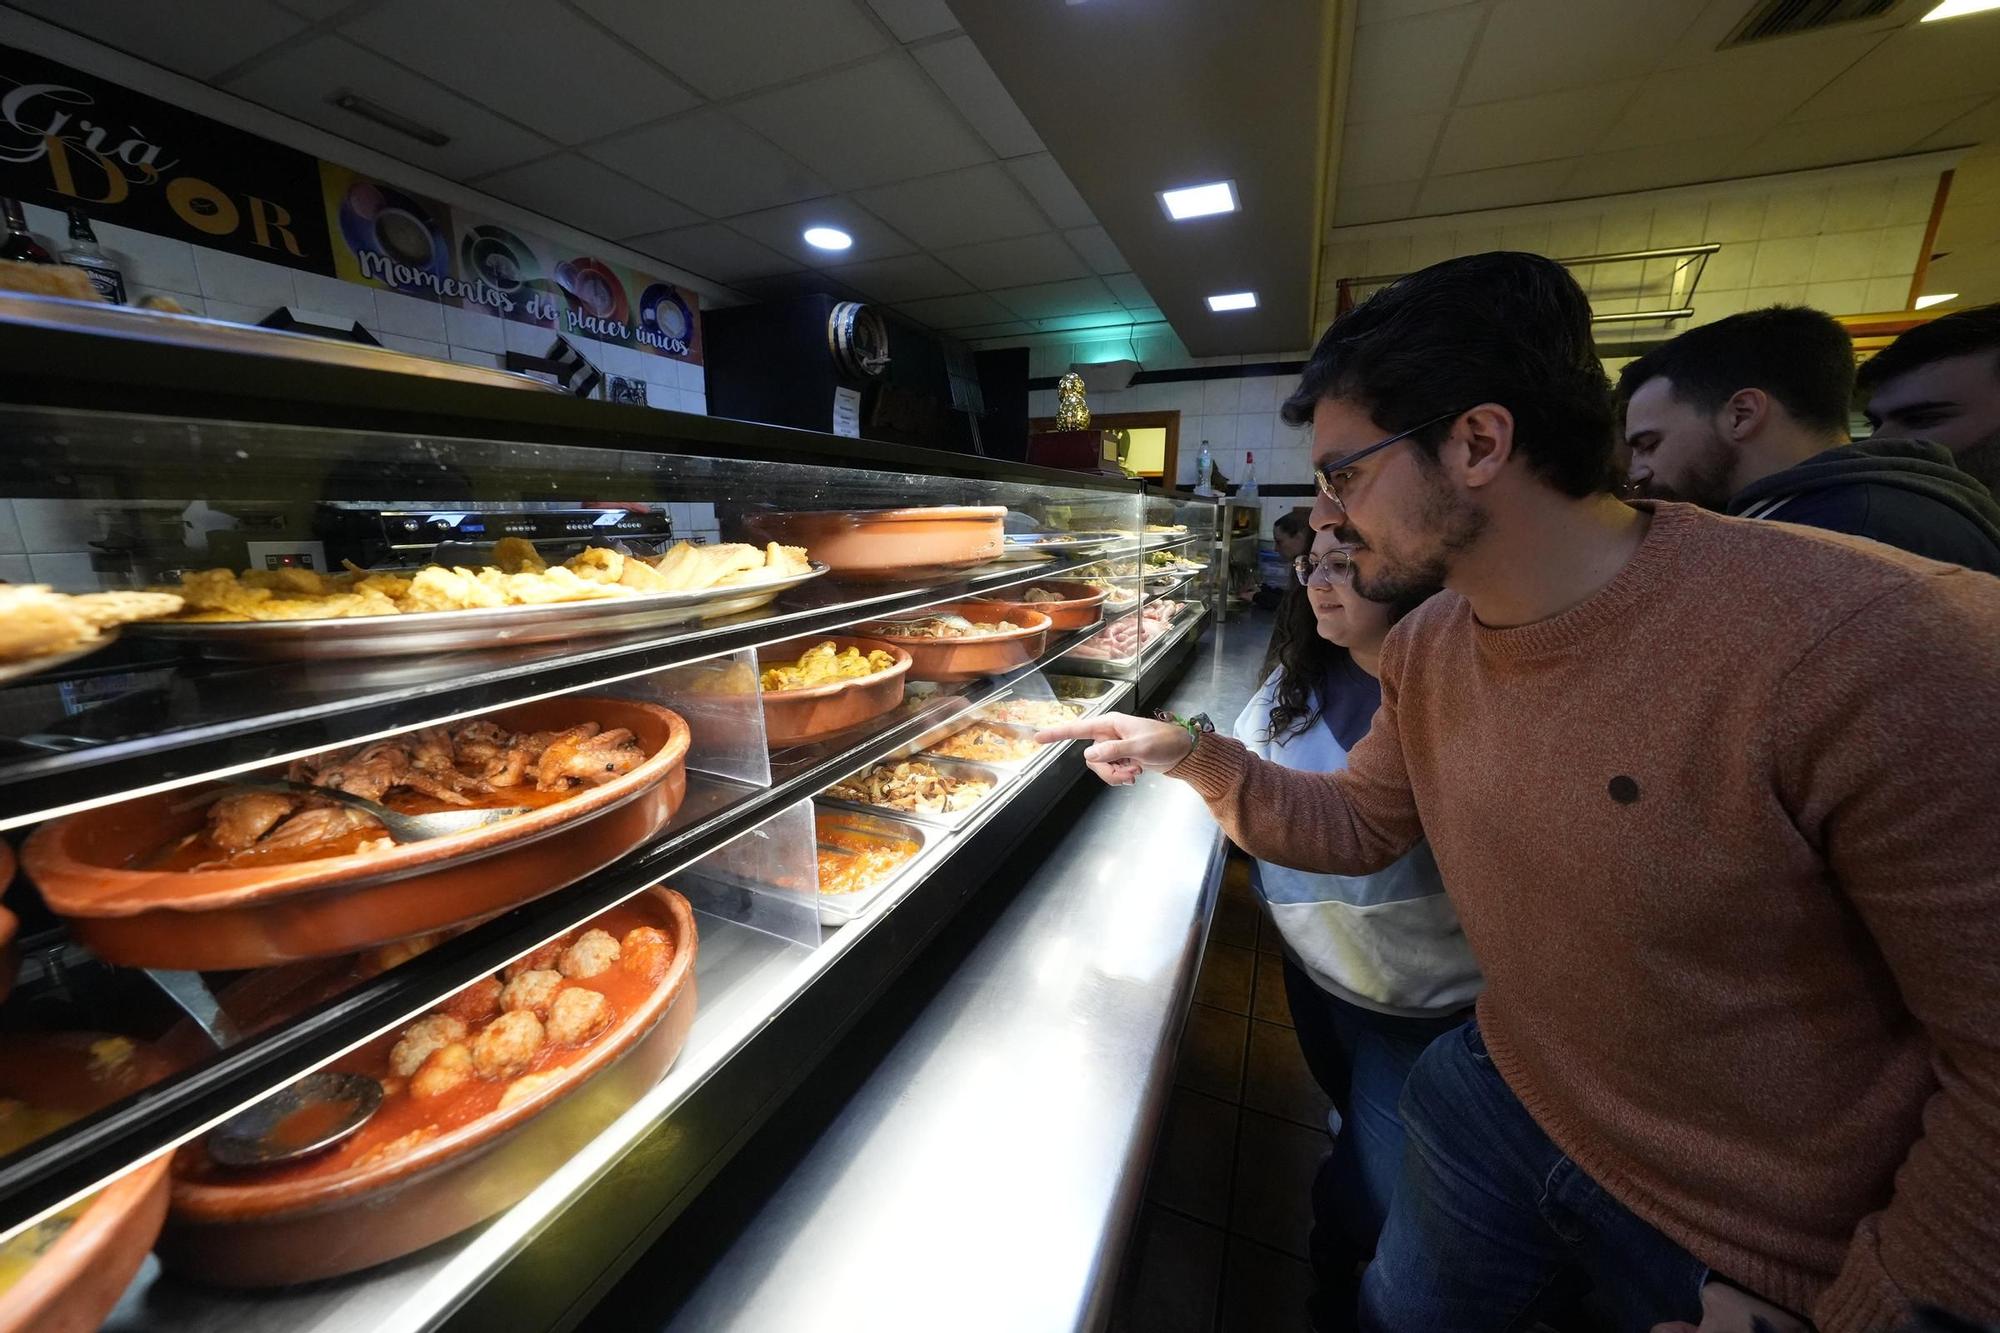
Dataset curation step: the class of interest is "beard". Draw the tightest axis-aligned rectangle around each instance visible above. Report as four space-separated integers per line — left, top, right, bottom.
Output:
1952 426 2000 495
1336 463 1484 604
1635 428 1735 510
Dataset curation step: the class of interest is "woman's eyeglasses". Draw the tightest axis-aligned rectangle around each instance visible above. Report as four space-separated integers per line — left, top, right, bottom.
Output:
1313 407 1473 516
1293 550 1353 587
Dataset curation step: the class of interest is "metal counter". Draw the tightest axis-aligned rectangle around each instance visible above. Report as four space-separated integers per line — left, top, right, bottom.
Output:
637 611 1274 1333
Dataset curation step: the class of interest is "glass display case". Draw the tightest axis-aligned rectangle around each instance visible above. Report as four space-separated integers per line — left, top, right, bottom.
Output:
0 301 1216 1332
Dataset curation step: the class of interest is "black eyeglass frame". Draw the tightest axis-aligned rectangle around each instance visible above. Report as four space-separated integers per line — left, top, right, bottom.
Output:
1312 406 1477 508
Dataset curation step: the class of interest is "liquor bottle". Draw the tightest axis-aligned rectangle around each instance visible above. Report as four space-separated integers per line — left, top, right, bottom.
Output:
1239 450 1258 498
0 198 52 264
60 207 125 302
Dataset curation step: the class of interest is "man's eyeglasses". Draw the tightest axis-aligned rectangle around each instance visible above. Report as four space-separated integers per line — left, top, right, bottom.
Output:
1313 407 1473 515
1293 550 1353 587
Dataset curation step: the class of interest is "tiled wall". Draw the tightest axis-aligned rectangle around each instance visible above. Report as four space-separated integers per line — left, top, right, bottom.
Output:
12 200 709 416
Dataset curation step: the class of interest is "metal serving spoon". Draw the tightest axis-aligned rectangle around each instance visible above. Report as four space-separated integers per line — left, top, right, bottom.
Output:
224 778 531 843
867 611 978 636
206 1070 384 1168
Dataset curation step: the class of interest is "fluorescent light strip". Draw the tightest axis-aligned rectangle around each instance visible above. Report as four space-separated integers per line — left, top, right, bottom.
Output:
1914 292 1959 309
1159 180 1238 221
1206 291 1257 312
802 227 853 251
1922 0 2000 20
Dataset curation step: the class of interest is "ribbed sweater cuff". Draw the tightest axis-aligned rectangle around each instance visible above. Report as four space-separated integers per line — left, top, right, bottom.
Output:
1811 1249 1909 1333
1165 731 1246 798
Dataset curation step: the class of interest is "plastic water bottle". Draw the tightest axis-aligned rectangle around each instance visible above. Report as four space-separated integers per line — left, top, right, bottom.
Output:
1239 450 1258 499
1195 439 1213 495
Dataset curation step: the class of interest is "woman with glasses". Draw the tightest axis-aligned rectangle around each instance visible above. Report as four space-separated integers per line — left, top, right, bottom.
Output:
1232 525 1481 1330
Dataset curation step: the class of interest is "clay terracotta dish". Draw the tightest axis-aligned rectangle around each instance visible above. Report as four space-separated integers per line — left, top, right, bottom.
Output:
158 887 698 1287
22 698 690 970
0 1034 179 1333
0 840 15 1004
759 635 912 748
969 580 1108 632
739 505 1006 579
858 603 1051 683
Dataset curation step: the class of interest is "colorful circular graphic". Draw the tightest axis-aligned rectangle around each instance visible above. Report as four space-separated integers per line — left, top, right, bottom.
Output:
638 283 693 343
554 257 629 324
337 183 450 293
458 223 542 297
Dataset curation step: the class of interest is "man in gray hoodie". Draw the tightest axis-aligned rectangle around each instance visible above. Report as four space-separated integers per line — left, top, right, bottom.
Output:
1618 305 2000 574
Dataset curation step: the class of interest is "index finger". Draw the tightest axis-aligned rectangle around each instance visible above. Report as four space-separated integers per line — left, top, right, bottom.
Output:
1033 718 1120 744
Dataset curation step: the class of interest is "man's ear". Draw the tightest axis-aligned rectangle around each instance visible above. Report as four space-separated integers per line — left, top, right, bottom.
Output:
1455 404 1515 490
1719 388 1770 442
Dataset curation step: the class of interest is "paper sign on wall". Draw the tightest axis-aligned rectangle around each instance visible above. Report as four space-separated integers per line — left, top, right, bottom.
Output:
831 386 862 438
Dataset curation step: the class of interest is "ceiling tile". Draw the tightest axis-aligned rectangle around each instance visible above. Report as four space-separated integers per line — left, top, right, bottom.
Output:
1916 96 2000 153
16 0 304 79
1003 154 1098 230
478 153 701 239
1594 32 1880 152
910 34 1045 158
853 164 1047 248
1458 0 1705 105
626 223 800 282
1346 5 1485 125
895 292 1016 327
823 252 972 302
733 271 869 304
1104 272 1154 308
1735 98 1991 178
341 0 698 144
954 319 1036 338
1792 17 2000 119
1432 82 1639 176
573 0 890 98
1332 181 1421 227
723 195 918 266
1341 113 1445 187
1564 135 1745 198
1414 160 1575 216
1360 0 1482 19
866 0 961 42
224 36 556 178
273 0 355 15
993 277 1119 320
935 232 1090 287
1064 226 1127 275
586 111 829 217
733 55 994 190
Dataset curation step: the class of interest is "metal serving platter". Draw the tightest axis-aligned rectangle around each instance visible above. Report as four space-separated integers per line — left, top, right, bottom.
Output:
918 718 1044 770
0 633 118 687
809 804 939 925
124 563 829 660
1002 531 1133 558
819 754 1008 830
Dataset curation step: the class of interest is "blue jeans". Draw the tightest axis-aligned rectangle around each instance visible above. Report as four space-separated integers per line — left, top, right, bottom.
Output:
1360 1020 1709 1333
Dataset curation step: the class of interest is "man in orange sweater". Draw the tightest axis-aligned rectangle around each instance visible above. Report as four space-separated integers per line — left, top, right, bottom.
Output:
1042 253 2000 1332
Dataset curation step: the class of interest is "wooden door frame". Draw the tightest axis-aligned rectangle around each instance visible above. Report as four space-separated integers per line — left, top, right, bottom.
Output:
1028 410 1180 481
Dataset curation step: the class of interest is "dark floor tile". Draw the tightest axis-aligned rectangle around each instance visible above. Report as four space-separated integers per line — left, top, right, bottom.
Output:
1194 943 1256 1016
1176 1001 1248 1101
1243 1019 1334 1130
1222 854 1255 904
1218 1234 1317 1333
1148 1088 1240 1227
1213 890 1259 949
1229 1109 1328 1259
1112 1203 1226 1333
1251 951 1294 1027
1256 904 1284 956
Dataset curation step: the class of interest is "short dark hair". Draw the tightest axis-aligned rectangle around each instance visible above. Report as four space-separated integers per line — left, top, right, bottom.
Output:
1857 302 2000 395
1281 251 1613 497
1273 511 1308 541
1616 306 1855 436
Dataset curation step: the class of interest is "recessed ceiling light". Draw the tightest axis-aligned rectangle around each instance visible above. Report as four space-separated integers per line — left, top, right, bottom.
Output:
802 226 853 251
1159 181 1239 221
1207 291 1257 312
1915 292 1959 309
1922 0 2000 20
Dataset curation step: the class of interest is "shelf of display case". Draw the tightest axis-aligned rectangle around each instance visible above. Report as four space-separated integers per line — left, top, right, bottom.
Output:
0 554 1127 832
1142 569 1209 601
0 622 1110 1234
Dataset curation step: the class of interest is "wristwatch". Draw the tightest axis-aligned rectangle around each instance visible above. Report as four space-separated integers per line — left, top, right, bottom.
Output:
1152 709 1214 741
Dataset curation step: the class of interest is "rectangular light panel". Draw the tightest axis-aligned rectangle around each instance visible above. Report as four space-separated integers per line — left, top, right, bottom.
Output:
1206 291 1257 312
1159 180 1239 220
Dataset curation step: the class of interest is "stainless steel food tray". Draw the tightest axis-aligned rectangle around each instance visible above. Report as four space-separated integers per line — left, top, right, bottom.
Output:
809 805 937 925
124 563 829 660
820 754 1006 830
917 719 1044 770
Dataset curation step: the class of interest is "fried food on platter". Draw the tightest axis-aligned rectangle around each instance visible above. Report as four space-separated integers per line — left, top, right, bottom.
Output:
759 640 896 692
0 584 184 662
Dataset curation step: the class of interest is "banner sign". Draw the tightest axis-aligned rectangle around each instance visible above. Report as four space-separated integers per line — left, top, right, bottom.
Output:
0 44 701 364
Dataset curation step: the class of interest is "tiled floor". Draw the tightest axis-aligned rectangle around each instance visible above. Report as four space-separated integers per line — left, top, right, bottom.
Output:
1111 856 1333 1333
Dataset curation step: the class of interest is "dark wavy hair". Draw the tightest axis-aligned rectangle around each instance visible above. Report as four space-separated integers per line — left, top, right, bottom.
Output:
1260 577 1432 742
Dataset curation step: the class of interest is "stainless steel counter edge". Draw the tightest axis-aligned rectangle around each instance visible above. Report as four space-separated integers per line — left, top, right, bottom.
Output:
647 612 1273 1333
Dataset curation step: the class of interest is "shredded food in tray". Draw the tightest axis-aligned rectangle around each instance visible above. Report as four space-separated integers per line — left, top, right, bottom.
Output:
827 759 992 817
929 724 1040 763
760 641 897 691
815 814 921 897
148 539 811 623
0 584 183 662
870 615 1025 639
975 698 1082 727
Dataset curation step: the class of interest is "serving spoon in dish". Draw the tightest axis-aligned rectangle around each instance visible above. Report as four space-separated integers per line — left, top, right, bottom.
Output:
206 1069 384 1167
219 779 532 843
867 611 978 636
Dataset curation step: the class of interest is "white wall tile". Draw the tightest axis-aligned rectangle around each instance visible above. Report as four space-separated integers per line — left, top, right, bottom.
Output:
1200 415 1240 452
0 500 22 555
1761 189 1828 239
1028 388 1057 416
204 297 274 326
1201 377 1242 416
1160 381 1207 415
1238 412 1278 452
127 286 207 316
378 333 449 360
95 221 199 294
1810 232 1877 284
1870 225 1926 279
676 360 707 393
505 318 557 355
372 291 450 343
681 390 708 415
1704 197 1766 244
27 552 102 590
0 555 32 583
293 271 380 327
1804 280 1870 315
1239 373 1283 415
192 248 297 309
448 346 503 370
11 499 99 553
1699 242 1754 292
1749 241 1814 289
442 303 508 353
1864 276 1910 312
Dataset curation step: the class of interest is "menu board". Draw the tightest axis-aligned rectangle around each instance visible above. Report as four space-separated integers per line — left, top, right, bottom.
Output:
0 43 702 364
